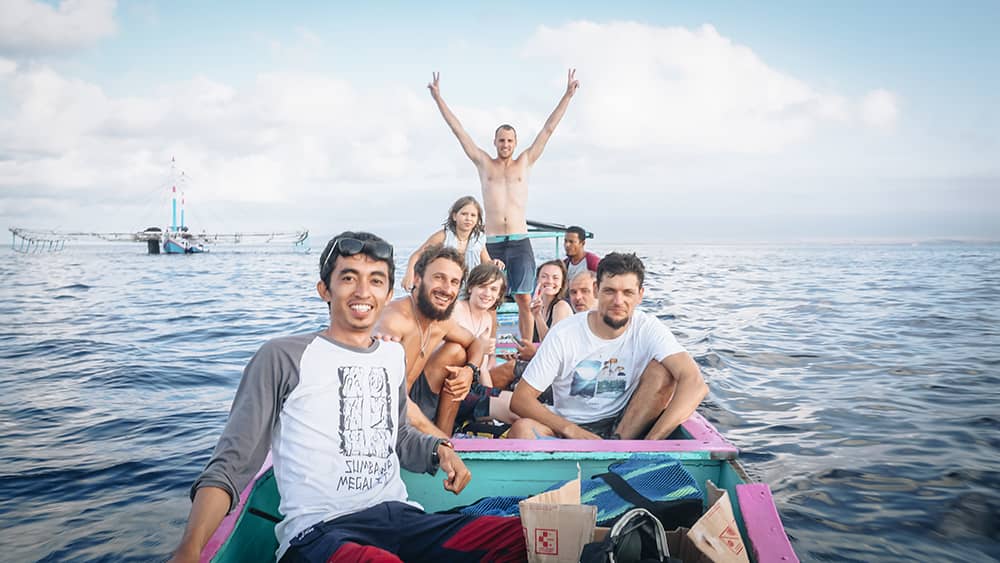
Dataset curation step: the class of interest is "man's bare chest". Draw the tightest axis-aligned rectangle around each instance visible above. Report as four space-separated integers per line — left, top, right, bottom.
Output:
403 324 448 362
483 162 527 185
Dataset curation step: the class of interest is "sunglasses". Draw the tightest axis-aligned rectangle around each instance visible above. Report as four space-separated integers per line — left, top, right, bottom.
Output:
321 237 394 275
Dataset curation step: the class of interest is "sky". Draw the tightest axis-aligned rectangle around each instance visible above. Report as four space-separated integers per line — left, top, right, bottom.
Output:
0 0 998 244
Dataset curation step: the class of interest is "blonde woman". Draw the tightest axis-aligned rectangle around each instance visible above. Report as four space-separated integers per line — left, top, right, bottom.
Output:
402 196 503 292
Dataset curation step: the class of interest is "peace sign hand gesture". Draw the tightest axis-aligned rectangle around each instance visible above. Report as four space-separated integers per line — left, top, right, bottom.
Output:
565 68 579 97
428 72 441 99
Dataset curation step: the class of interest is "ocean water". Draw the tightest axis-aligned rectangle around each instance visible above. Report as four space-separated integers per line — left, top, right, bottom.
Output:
0 240 997 562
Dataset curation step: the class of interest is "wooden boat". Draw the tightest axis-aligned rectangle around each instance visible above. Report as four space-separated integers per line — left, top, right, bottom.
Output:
199 224 798 562
199 413 797 562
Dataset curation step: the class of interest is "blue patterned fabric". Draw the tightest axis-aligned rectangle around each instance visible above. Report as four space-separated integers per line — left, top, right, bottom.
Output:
456 457 701 523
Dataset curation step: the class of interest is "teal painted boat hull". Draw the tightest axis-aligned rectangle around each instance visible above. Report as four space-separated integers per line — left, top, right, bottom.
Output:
201 428 796 562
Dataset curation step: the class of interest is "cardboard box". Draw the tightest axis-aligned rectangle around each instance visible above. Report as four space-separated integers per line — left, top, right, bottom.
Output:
673 481 749 563
518 467 597 563
595 480 749 563
520 475 748 563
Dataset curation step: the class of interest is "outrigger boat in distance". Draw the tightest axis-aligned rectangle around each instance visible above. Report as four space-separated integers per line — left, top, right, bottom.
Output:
9 158 308 255
9 225 309 255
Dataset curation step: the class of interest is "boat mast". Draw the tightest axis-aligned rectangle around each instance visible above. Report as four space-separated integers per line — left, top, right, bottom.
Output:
170 157 178 232
180 170 187 230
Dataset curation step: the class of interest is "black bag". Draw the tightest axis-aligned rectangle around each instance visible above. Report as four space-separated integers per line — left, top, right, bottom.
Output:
592 470 703 530
580 507 681 563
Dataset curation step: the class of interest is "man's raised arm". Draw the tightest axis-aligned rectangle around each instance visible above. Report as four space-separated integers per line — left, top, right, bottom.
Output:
428 72 490 165
522 68 579 165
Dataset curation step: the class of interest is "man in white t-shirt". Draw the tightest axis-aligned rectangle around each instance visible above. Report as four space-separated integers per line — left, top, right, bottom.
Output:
509 252 708 440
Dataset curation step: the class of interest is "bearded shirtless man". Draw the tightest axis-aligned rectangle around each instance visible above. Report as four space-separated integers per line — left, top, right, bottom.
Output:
376 245 488 439
429 69 579 342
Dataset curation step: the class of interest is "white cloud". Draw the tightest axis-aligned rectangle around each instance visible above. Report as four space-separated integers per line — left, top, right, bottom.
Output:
0 0 117 56
1 64 111 154
860 88 899 130
1 19 980 242
0 57 16 77
0 59 444 232
524 21 860 153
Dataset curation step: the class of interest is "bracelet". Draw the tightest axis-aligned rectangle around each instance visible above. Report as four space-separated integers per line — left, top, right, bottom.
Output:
464 362 481 382
431 438 454 467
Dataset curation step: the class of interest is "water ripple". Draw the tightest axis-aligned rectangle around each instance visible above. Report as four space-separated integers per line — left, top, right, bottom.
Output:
1 242 998 561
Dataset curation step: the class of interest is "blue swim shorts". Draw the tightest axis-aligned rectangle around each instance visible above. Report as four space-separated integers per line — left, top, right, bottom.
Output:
486 237 535 295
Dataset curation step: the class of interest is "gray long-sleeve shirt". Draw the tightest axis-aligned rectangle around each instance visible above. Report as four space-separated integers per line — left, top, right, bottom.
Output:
191 333 441 559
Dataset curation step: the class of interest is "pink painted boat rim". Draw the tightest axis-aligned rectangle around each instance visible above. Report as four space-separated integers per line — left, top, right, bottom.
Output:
453 412 738 456
200 453 273 563
736 483 799 563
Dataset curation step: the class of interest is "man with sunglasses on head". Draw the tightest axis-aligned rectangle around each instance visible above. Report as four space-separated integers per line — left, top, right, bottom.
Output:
170 233 525 563
376 244 489 439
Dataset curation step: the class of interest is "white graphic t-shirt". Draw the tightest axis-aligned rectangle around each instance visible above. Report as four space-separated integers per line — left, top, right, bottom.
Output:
272 336 410 555
191 333 440 561
521 310 686 424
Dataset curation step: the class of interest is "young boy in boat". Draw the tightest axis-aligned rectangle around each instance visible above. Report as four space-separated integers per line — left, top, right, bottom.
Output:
375 244 489 439
169 232 525 563
508 252 709 440
429 69 579 343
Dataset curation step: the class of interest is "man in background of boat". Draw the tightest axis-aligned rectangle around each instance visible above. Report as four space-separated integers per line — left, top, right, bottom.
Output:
429 69 579 344
568 270 599 313
508 253 709 440
169 233 525 563
375 244 489 439
563 225 600 281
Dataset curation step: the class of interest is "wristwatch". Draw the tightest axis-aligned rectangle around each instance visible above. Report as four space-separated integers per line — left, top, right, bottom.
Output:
431 438 454 467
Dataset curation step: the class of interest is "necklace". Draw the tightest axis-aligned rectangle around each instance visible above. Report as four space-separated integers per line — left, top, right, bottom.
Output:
454 229 473 252
410 294 433 357
469 305 489 337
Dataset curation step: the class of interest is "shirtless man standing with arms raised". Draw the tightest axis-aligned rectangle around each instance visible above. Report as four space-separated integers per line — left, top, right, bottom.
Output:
429 69 579 341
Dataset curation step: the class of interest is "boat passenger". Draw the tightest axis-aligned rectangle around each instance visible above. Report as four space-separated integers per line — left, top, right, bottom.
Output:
486 261 577 394
375 244 488 439
401 196 502 292
451 263 505 380
568 270 599 313
429 69 579 343
508 252 709 440
450 262 525 426
169 232 525 563
530 259 573 342
563 225 600 281
481 269 596 407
